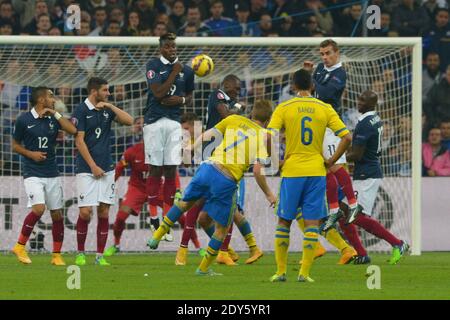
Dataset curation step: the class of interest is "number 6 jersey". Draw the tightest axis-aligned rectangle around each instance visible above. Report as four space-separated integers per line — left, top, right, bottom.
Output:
71 98 116 174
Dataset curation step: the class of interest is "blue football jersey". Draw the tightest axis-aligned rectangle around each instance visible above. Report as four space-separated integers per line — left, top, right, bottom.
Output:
313 62 347 115
205 89 239 130
71 98 116 174
353 111 383 180
144 57 195 125
13 108 62 178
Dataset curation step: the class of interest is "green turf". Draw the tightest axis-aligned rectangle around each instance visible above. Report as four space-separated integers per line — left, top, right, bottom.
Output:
1 252 449 300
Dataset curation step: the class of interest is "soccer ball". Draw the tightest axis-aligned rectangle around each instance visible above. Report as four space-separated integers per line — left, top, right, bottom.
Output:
191 54 214 77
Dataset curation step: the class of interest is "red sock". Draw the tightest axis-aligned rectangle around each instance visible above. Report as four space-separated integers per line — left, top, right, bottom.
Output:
146 176 162 206
338 219 367 256
220 224 233 251
52 218 64 253
76 216 89 252
97 217 109 254
181 205 202 248
163 178 177 216
179 213 186 228
326 172 340 213
18 212 41 245
354 214 402 247
113 210 129 246
334 167 357 206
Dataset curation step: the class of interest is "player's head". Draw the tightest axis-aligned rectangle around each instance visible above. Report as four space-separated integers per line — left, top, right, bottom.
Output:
159 32 177 62
31 86 55 109
181 112 199 137
251 99 273 127
357 90 378 114
292 69 313 93
87 77 110 102
319 39 339 68
222 74 241 100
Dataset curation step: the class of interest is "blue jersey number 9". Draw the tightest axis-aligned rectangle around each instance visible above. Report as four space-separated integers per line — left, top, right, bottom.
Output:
301 116 313 145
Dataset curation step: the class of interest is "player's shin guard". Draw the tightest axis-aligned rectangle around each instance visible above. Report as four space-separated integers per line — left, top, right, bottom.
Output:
146 176 162 206
274 225 290 275
52 218 64 253
326 173 340 214
323 227 349 252
18 211 41 245
354 214 402 246
76 216 89 252
334 167 357 207
299 228 319 278
97 217 109 254
338 219 367 256
113 210 129 246
220 224 233 251
199 236 223 272
163 178 177 216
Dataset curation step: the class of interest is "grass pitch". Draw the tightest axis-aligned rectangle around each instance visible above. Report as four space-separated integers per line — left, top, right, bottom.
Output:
1 252 449 300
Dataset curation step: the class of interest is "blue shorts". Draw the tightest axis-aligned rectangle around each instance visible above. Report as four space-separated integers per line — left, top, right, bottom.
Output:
182 162 237 227
236 179 245 212
277 176 327 221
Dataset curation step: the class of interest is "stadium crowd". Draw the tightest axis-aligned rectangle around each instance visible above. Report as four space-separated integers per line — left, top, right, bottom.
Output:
1 0 450 176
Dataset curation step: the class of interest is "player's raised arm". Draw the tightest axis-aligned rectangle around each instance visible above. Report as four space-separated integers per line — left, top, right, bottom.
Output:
38 106 77 136
96 102 133 126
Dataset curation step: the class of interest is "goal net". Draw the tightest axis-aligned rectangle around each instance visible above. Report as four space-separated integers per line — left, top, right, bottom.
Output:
0 37 421 255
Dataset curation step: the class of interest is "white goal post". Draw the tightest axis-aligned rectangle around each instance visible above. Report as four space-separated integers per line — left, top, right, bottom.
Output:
0 36 421 255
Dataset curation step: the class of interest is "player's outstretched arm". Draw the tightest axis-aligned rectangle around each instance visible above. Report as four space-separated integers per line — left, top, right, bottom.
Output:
75 131 104 178
38 108 77 135
97 102 133 126
325 132 352 168
253 161 276 207
12 139 47 162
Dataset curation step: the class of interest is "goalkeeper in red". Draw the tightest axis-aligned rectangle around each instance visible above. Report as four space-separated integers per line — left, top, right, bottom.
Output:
268 69 352 282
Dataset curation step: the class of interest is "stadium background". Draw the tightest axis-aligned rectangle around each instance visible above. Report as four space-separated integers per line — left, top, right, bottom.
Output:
0 0 449 253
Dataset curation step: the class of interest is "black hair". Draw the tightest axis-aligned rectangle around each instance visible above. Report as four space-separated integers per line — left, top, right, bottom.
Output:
293 69 312 91
87 77 108 94
159 32 176 47
222 74 240 85
30 86 50 106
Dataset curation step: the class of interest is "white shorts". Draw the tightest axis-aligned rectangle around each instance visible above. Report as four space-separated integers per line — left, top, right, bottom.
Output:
342 178 382 215
323 128 346 164
76 170 116 207
143 117 182 166
24 176 63 210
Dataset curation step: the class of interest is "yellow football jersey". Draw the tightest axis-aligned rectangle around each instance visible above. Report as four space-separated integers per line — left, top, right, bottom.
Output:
268 96 349 177
209 115 269 181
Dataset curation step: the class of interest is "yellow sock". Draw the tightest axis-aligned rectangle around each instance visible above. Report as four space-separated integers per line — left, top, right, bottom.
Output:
244 233 257 250
153 216 174 240
274 225 290 275
324 228 349 252
299 227 319 278
199 236 222 272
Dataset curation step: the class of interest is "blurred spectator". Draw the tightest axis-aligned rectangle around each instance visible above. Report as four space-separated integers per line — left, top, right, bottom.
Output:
392 0 430 36
177 4 212 36
0 18 14 35
33 13 52 35
230 2 256 36
139 26 152 36
304 0 333 35
55 84 72 113
48 25 60 35
91 6 108 36
395 141 412 176
81 0 107 13
422 127 450 176
423 8 450 72
104 20 122 36
22 0 53 34
190 0 210 20
299 14 326 37
258 13 273 36
272 0 298 20
422 52 442 103
109 6 125 28
156 12 176 32
76 20 92 36
12 0 54 29
1 1 20 33
422 0 448 20
179 21 198 36
204 0 238 36
277 15 298 37
160 0 175 16
335 4 363 36
424 64 450 124
249 0 268 22
131 0 157 28
170 0 186 31
440 119 450 149
369 12 393 37
125 10 141 36
153 21 168 36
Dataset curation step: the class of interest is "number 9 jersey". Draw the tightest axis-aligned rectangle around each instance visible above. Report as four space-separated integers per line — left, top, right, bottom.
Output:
268 97 349 177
